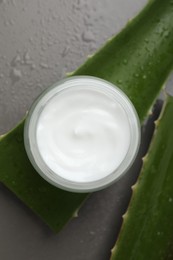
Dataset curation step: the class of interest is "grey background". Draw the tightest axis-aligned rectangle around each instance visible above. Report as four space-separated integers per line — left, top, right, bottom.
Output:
0 1 172 260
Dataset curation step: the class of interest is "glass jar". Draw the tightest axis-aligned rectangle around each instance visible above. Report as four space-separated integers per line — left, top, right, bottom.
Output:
24 76 141 192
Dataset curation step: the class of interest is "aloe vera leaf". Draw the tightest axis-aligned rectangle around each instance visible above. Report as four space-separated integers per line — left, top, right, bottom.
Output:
110 95 173 260
0 0 173 231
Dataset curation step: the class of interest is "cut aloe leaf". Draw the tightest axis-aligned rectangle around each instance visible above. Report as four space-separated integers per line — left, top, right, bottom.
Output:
110 95 173 260
0 0 173 231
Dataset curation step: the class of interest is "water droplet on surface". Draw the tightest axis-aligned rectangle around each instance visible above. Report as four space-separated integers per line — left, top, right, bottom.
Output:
61 46 70 57
41 45 47 51
84 16 93 26
169 197 173 203
145 46 150 52
89 231 95 235
11 54 21 67
47 41 53 47
72 0 82 10
123 59 128 65
142 75 147 79
40 62 49 69
82 30 95 42
29 37 34 44
10 68 22 83
135 73 139 78
30 64 36 70
164 31 170 38
117 79 122 84
23 51 32 64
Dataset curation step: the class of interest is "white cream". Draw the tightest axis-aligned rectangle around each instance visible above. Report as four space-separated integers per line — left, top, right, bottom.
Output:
36 85 131 182
25 76 140 192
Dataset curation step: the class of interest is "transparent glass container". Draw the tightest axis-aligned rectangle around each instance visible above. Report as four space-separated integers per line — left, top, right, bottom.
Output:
24 76 141 192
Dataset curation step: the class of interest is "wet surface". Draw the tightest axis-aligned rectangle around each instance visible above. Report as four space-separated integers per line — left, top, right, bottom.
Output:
0 1 170 260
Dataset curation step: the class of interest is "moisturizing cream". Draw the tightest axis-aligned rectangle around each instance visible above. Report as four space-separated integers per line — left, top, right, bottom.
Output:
24 76 140 192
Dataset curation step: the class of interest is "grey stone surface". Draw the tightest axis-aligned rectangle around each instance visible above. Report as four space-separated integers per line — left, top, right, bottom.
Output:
0 1 168 260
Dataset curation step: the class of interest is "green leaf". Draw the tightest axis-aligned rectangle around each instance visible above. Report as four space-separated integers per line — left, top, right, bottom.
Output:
0 0 173 231
110 95 173 260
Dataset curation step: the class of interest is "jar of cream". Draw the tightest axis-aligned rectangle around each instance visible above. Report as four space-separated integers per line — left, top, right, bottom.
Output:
24 76 140 192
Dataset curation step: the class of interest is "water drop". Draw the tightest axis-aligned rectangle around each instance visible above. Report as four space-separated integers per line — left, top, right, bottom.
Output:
169 197 173 202
23 51 32 65
145 46 150 52
62 45 70 57
117 79 122 84
10 68 22 83
84 16 93 26
73 0 82 10
89 231 95 235
29 37 34 43
135 73 139 78
47 41 53 47
30 64 36 70
164 31 170 38
41 45 47 51
11 54 21 67
40 62 49 69
123 59 128 65
82 30 95 42
142 75 147 79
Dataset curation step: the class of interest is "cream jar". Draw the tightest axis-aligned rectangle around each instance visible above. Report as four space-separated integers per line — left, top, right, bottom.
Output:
24 76 140 192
